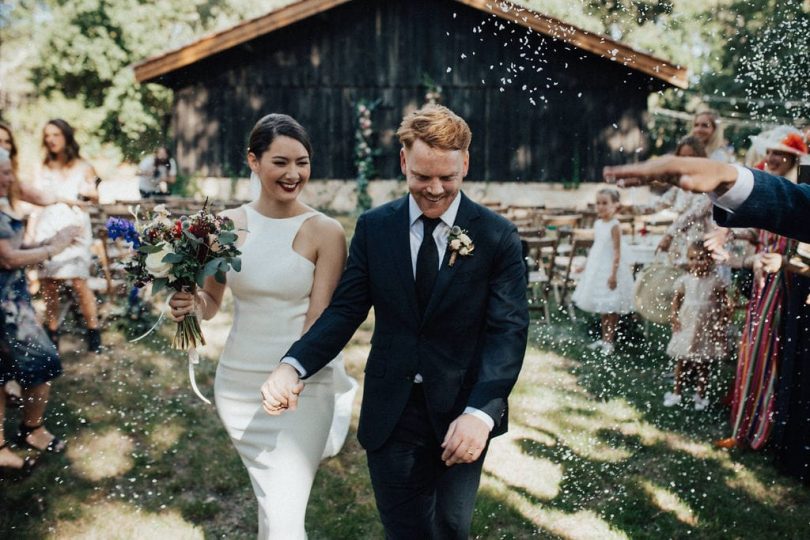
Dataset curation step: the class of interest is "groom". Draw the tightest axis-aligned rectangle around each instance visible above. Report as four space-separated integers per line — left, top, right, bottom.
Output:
261 104 528 539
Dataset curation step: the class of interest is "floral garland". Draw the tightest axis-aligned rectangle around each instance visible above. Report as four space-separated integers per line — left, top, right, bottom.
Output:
354 99 380 213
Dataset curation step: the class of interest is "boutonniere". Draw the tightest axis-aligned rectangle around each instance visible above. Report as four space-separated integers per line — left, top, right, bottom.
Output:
448 226 474 267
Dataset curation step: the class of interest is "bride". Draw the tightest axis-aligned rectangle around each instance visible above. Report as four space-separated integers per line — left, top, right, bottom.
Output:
169 113 356 539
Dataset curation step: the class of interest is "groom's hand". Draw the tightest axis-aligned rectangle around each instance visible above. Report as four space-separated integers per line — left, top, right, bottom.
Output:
441 414 489 467
260 364 304 416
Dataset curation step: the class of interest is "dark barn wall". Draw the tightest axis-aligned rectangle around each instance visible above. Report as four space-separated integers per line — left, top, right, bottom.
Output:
163 0 664 181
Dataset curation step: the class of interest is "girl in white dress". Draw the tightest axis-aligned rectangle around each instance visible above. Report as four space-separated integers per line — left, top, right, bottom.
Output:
169 114 356 539
32 119 102 352
571 188 634 355
664 241 730 410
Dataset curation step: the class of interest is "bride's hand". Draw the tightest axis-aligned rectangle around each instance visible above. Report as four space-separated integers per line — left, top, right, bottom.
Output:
168 291 197 322
261 364 304 415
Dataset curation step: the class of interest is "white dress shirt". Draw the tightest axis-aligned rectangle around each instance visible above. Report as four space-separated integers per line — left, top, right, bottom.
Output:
284 193 495 431
712 164 755 213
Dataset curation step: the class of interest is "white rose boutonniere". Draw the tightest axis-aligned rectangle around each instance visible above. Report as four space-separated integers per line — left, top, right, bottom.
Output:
447 226 474 267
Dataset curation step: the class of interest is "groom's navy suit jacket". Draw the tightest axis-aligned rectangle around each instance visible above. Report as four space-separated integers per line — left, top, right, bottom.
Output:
286 193 529 451
714 167 810 243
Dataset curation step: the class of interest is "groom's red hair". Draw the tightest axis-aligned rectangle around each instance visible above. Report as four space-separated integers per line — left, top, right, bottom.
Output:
397 105 471 152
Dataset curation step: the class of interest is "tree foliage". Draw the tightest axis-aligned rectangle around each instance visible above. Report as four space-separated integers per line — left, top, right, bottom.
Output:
1 0 292 161
1 0 807 164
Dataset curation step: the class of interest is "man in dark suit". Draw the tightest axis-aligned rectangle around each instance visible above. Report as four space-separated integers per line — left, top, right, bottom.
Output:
603 156 810 243
261 105 529 539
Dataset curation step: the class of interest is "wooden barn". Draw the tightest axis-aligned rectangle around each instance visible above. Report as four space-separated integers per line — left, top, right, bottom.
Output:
134 0 687 182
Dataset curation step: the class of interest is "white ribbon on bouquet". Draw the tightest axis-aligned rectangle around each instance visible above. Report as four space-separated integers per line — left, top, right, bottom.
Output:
129 290 211 405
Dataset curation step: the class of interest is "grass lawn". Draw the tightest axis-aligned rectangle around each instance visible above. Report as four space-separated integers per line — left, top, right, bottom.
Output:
2 216 809 539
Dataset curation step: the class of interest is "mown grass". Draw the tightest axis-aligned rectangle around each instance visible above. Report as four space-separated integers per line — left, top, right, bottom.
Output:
2 227 809 538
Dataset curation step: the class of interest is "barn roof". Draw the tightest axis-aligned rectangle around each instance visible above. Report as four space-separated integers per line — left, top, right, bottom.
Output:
133 0 688 89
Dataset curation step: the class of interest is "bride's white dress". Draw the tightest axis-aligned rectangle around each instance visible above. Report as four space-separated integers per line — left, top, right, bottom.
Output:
215 205 357 539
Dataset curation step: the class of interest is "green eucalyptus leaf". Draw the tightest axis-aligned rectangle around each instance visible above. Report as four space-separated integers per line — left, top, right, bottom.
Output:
152 278 167 295
138 244 164 254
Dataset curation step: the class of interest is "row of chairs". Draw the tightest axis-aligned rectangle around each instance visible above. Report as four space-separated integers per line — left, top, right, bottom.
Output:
523 231 593 323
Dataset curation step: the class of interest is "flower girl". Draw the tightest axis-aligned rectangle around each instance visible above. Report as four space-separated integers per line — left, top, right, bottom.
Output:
572 188 635 354
664 241 731 410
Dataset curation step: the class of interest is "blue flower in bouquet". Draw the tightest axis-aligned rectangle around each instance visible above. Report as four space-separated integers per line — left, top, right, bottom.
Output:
106 217 141 248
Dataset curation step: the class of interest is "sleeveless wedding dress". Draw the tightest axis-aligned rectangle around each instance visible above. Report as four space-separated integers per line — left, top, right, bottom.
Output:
215 206 357 539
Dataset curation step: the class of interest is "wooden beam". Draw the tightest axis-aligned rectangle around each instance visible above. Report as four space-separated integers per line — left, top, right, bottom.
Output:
134 0 352 83
454 0 688 89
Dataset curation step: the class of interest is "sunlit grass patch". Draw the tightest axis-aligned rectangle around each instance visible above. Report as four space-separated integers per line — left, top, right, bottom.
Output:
638 478 698 526
67 429 135 482
50 501 203 539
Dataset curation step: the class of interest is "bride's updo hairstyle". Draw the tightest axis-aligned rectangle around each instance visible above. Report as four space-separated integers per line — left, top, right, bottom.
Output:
247 114 313 159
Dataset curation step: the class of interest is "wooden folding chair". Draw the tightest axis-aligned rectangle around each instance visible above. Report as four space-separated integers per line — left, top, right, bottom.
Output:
554 236 593 320
523 237 557 323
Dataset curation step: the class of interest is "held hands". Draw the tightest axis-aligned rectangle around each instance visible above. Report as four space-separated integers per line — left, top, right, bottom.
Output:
260 363 304 416
440 413 489 467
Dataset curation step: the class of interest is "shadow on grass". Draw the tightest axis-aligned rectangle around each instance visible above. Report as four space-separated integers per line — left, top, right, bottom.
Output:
502 305 810 538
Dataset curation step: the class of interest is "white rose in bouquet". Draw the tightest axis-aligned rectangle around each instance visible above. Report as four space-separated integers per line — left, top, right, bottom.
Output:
145 246 174 278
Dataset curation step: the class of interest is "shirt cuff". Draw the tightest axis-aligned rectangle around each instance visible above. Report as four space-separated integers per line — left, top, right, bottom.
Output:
280 357 307 377
712 165 754 213
464 407 495 431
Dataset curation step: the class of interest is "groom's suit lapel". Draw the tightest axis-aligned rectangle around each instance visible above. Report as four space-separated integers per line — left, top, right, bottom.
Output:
420 193 480 327
389 197 421 322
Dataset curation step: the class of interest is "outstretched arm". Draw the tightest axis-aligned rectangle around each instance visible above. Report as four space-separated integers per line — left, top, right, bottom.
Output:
603 156 738 194
604 156 810 243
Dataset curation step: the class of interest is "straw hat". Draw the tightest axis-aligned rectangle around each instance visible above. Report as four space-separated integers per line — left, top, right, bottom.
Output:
633 263 685 325
749 126 808 157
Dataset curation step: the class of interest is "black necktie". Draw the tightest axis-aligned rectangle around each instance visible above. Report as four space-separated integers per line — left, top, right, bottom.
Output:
416 216 441 316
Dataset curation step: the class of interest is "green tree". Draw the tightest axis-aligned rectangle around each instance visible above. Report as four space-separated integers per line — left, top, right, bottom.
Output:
1 0 294 162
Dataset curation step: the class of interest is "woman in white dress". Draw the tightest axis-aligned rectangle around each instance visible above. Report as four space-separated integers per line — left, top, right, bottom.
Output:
169 114 356 539
32 119 102 352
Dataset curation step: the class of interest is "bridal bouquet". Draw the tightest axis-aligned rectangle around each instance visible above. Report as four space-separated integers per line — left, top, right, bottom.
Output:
107 202 242 350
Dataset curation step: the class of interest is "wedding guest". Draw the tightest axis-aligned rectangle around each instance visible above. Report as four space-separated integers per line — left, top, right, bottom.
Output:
691 110 734 163
137 146 177 198
0 148 82 476
32 119 102 352
663 241 731 410
704 127 807 268
169 114 356 539
571 188 634 355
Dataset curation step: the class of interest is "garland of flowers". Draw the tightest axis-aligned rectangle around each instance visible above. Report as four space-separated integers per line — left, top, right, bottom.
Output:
354 99 380 213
